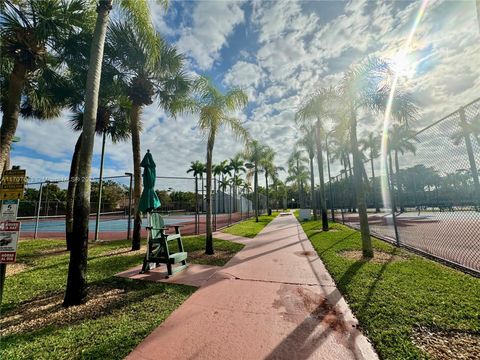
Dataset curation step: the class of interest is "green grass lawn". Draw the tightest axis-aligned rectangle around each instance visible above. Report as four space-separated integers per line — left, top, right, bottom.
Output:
298 218 480 360
221 212 279 238
1 236 243 360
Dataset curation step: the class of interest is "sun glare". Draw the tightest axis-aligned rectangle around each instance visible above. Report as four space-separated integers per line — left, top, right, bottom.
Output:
391 51 415 79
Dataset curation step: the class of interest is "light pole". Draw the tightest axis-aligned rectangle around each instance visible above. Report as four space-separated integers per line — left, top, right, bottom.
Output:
125 172 133 241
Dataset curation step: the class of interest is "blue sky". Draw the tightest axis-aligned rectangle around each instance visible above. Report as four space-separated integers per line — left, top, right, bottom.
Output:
11 0 480 190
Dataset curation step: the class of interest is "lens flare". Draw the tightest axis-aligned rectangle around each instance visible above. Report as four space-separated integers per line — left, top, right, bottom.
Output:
381 0 429 210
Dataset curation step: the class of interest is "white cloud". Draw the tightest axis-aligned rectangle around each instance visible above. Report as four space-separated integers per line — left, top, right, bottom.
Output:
176 1 246 70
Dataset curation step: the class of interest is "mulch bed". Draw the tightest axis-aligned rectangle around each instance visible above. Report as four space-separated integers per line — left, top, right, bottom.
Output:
188 250 232 264
0 285 127 337
339 250 409 264
412 327 480 360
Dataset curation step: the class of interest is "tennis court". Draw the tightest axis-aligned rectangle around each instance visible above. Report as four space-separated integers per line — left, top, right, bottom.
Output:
19 212 253 240
339 210 480 273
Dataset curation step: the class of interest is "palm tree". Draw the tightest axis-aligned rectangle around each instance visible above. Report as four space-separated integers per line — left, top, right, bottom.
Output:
388 124 419 212
229 154 246 212
230 174 244 215
215 160 231 213
297 127 317 220
340 57 418 258
191 77 248 254
187 160 205 233
260 146 281 215
452 108 480 205
330 130 357 213
108 20 190 250
360 133 381 212
287 150 309 208
295 88 338 230
241 181 252 216
64 0 164 307
244 140 267 222
0 0 90 175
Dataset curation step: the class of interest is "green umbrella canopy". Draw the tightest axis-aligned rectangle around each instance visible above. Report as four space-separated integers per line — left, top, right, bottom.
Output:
138 150 161 213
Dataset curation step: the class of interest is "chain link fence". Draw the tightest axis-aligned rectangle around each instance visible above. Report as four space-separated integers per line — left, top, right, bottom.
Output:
18 174 256 241
327 97 480 275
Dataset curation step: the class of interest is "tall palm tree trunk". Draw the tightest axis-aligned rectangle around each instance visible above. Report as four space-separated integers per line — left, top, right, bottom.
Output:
233 170 237 212
315 121 328 231
347 155 356 212
254 164 259 222
370 156 380 212
309 156 317 220
0 62 27 175
265 171 269 214
130 104 142 250
194 176 198 234
350 110 372 258
205 132 215 254
66 133 83 250
64 0 112 307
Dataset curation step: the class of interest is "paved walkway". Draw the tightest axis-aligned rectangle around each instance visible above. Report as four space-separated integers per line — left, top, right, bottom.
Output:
126 212 378 360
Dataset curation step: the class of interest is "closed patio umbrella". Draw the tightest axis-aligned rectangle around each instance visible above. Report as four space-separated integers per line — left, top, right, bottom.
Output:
139 150 161 213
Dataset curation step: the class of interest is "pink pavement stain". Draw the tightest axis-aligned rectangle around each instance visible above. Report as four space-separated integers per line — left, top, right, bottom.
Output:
125 212 378 360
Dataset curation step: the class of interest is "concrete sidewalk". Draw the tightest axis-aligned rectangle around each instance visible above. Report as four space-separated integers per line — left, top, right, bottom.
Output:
126 212 378 360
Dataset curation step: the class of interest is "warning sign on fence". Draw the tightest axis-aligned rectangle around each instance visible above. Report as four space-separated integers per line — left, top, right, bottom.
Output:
1 200 18 221
0 169 26 200
0 221 20 263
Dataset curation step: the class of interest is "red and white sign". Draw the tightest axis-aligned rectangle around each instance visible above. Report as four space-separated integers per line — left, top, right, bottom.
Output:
0 221 20 263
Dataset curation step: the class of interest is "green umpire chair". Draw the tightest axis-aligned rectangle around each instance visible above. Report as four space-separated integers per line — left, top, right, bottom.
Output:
140 211 188 277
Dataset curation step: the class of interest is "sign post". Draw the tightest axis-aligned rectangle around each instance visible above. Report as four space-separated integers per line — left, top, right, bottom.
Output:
0 168 25 304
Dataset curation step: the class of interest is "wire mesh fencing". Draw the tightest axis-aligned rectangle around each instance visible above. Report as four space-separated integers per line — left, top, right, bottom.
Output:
18 174 257 241
327 97 480 275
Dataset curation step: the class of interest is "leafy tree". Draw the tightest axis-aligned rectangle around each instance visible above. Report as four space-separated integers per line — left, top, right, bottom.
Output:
90 180 126 212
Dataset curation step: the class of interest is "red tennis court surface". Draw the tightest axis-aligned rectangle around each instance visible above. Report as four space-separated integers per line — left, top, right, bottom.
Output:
338 211 480 273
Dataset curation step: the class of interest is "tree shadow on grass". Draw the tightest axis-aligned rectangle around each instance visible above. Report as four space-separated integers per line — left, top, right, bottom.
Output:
1 277 194 344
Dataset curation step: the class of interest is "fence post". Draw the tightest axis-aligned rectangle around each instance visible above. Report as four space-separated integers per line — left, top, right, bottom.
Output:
34 182 44 239
213 177 216 231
